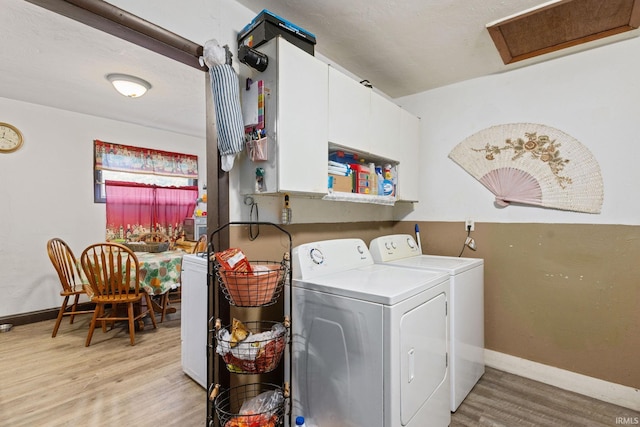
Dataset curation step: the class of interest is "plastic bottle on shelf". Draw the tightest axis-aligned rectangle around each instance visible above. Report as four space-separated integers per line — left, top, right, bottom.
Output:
382 164 395 196
368 162 377 195
295 416 306 426
376 166 384 195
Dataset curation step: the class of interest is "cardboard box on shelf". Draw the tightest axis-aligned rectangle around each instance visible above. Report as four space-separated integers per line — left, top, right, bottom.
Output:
329 174 353 193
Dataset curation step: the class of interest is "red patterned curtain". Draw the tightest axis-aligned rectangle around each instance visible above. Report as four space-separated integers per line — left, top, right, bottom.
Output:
105 181 198 242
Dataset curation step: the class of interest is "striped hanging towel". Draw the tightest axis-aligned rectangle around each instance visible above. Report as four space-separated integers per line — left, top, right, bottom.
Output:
209 64 245 171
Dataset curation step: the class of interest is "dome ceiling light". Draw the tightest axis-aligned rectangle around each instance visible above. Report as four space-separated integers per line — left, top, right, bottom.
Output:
106 73 152 98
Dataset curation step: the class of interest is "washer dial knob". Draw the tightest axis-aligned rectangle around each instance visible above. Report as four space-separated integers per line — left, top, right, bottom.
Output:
310 248 324 264
407 237 416 249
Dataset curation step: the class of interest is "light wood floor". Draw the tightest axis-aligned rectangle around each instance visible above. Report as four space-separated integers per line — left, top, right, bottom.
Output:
0 309 205 427
1 311 637 427
451 368 639 427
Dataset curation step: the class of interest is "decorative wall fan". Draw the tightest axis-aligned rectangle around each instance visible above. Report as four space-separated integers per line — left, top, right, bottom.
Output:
448 123 604 214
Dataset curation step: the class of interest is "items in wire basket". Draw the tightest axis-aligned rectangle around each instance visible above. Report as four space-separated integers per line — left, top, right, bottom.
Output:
214 383 285 427
216 319 287 374
214 250 289 307
218 263 285 306
215 248 253 273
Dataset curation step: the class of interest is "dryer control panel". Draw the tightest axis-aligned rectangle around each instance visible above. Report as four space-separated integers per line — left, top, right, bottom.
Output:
369 234 421 262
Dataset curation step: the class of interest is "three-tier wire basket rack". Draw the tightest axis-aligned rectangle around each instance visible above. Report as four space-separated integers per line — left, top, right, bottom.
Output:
206 222 292 427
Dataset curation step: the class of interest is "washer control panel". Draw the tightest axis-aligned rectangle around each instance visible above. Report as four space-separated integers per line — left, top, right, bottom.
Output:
293 238 373 280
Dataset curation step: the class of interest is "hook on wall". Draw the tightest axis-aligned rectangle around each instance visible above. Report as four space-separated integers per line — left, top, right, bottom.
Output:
244 196 259 240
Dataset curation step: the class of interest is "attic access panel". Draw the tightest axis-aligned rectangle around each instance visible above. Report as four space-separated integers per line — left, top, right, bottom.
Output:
487 0 640 64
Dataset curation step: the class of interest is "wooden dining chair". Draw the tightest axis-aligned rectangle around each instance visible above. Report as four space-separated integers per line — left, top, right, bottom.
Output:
46 238 95 338
193 234 208 254
156 234 205 321
80 242 157 346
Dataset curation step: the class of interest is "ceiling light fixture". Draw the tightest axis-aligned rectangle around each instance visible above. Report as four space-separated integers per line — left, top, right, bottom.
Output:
106 73 152 98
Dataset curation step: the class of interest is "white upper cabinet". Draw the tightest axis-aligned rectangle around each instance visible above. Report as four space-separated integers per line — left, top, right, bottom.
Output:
328 66 370 150
396 109 420 202
327 67 405 161
240 37 328 196
277 39 329 194
239 37 420 204
326 65 421 203
369 91 401 159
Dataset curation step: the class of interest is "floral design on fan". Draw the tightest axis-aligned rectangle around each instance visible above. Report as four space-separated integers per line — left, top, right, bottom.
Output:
472 132 572 188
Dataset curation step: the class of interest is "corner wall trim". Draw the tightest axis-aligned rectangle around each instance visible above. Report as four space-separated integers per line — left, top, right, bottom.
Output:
485 349 640 411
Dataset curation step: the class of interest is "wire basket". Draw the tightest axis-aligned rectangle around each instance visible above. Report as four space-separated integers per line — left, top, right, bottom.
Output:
123 241 169 253
214 383 285 427
214 260 288 307
215 320 287 374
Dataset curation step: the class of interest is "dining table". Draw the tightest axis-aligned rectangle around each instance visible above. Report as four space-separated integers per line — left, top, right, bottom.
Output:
135 250 185 316
79 249 185 318
136 250 184 296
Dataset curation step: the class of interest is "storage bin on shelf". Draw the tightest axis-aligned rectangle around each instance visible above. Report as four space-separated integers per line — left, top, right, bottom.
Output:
211 382 286 427
213 248 289 307
214 319 288 374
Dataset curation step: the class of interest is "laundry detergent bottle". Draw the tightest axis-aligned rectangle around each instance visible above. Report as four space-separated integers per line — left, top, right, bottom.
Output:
382 164 394 196
376 166 384 195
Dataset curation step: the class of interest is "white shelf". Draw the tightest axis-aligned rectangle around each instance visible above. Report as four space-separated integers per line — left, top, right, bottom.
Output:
322 191 396 206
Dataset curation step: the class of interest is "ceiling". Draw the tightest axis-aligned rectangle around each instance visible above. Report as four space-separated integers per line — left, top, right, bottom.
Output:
2 0 638 139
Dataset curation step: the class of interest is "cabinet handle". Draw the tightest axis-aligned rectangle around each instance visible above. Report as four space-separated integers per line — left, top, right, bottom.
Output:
408 348 415 383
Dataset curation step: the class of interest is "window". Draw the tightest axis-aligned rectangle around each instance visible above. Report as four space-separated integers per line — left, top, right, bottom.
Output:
95 169 195 203
93 139 198 203
93 140 200 242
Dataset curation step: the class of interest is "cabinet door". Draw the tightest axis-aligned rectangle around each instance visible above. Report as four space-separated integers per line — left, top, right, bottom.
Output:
328 66 370 152
369 91 400 159
396 109 420 202
277 39 329 194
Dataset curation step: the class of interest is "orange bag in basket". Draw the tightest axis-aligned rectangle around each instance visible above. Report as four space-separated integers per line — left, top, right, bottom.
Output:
215 248 252 273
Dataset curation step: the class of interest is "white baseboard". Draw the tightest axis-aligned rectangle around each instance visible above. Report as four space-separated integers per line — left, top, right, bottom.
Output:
484 349 640 411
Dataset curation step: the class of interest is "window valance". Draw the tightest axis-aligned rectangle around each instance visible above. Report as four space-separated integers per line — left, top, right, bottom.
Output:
94 139 198 179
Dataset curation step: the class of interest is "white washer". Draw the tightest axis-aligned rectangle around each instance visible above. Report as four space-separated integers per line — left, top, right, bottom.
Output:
288 238 450 427
369 234 485 412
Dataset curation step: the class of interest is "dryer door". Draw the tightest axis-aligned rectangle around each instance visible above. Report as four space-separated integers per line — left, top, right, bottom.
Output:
400 292 448 425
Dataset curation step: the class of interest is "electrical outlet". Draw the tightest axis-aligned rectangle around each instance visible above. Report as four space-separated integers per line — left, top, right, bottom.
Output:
465 219 475 231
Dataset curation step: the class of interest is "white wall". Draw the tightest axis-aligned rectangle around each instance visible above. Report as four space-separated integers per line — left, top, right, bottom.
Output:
0 97 205 317
396 36 640 226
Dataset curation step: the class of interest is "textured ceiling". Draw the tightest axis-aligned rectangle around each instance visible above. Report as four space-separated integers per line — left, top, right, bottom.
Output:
2 0 639 138
1 0 205 137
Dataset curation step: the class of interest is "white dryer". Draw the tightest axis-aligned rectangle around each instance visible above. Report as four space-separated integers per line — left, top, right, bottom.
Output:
370 234 485 412
288 238 450 427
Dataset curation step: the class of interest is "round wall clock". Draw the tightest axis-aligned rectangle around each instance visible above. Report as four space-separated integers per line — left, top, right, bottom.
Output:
0 122 24 153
